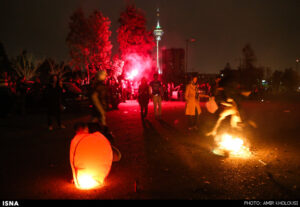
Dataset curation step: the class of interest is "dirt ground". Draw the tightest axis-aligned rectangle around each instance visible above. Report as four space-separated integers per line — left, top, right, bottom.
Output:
1 100 300 200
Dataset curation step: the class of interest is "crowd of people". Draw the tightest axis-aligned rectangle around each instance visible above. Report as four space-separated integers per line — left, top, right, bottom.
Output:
1 70 254 188
1 69 253 135
89 71 252 134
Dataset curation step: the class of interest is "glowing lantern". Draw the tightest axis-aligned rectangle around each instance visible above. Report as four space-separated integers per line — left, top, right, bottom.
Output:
70 132 113 190
213 133 251 158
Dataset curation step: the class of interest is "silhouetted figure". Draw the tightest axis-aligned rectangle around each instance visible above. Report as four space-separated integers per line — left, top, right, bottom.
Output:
15 77 27 116
150 73 163 119
138 77 150 120
108 78 120 110
90 70 109 126
46 75 65 130
211 76 226 115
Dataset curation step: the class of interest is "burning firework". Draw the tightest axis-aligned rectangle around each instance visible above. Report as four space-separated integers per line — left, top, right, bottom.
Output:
124 52 154 81
207 97 253 158
212 133 251 158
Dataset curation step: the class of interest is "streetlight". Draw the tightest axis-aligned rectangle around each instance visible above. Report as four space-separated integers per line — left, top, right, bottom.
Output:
185 38 196 74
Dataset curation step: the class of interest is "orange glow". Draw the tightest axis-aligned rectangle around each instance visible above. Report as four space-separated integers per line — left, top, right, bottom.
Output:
70 132 113 190
213 133 251 158
76 173 102 190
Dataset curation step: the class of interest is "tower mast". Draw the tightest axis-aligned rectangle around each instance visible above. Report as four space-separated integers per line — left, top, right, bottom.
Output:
153 8 164 74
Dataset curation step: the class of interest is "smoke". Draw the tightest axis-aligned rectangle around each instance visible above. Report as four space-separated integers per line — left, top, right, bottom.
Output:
123 52 155 82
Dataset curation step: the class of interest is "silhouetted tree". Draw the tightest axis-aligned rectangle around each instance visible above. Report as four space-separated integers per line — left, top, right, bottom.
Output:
66 8 89 74
0 42 14 78
66 8 112 83
240 44 263 89
281 68 299 92
271 70 283 93
87 10 112 73
219 63 240 89
117 4 155 76
11 50 43 81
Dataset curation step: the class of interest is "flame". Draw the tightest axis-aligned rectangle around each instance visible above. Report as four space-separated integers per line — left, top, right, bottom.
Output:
75 172 103 190
213 133 251 158
206 98 252 158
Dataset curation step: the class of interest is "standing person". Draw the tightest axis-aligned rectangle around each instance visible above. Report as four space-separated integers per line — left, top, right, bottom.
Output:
150 73 163 119
15 77 27 116
210 76 225 115
108 78 120 110
90 70 109 126
46 75 65 131
185 76 208 130
138 77 150 121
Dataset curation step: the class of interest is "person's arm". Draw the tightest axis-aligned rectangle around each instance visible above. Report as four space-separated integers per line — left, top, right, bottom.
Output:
241 91 251 97
148 86 151 96
185 85 190 101
199 94 210 98
149 83 153 98
221 98 234 107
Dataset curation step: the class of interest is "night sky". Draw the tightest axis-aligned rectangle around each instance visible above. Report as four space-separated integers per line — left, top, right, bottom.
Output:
0 0 299 73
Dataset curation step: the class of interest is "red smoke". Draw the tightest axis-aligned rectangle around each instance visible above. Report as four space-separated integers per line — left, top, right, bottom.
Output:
124 52 154 81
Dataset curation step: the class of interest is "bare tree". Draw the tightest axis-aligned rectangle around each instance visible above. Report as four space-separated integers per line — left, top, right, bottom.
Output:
11 51 43 81
47 59 67 80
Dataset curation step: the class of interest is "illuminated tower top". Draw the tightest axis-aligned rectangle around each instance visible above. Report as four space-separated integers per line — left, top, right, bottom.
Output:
153 8 163 41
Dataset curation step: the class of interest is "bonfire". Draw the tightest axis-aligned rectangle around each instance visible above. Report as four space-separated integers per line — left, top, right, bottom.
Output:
212 133 251 158
207 97 252 158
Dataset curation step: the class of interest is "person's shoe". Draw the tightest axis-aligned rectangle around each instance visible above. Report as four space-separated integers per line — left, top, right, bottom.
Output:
48 126 53 131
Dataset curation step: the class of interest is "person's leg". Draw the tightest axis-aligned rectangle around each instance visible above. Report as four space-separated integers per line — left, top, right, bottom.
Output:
48 106 54 130
157 96 162 117
144 104 148 118
55 107 65 128
206 108 233 136
153 96 158 116
142 104 147 119
194 108 199 128
140 104 144 119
